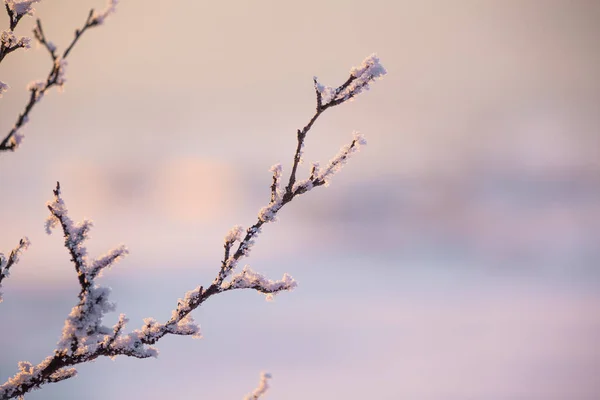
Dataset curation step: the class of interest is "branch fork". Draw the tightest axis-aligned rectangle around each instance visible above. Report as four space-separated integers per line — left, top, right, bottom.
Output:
0 53 385 400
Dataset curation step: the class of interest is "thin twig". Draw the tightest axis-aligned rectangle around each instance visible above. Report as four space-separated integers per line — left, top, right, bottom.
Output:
33 19 57 60
0 238 30 302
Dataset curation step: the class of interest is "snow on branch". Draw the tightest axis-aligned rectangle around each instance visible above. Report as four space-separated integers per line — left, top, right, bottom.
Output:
0 0 118 153
244 372 272 400
0 237 30 303
314 54 386 108
0 54 385 400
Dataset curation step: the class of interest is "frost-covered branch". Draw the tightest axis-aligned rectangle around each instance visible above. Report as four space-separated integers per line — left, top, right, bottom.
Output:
0 0 118 152
222 266 297 301
216 54 385 293
0 54 385 400
244 372 272 400
4 1 40 32
0 237 30 303
285 54 385 196
0 183 130 400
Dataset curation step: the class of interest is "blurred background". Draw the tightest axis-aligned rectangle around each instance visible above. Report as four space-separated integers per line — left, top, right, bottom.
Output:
1 0 599 399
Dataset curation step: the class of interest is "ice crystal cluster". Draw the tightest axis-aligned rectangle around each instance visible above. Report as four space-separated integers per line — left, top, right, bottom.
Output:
222 266 298 301
5 0 40 17
92 0 118 25
0 52 385 399
1 29 31 49
314 53 386 106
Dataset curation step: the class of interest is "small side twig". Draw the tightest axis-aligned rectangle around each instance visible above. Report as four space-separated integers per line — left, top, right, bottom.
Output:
32 19 56 60
4 2 28 31
0 237 30 303
244 372 272 400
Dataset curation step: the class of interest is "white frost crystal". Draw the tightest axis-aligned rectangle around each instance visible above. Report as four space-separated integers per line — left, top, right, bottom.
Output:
5 0 41 17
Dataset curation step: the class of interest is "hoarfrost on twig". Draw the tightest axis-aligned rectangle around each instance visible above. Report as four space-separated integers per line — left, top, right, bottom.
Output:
0 53 385 399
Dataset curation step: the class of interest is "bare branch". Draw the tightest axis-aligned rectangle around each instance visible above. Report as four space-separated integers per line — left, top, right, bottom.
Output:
32 19 56 60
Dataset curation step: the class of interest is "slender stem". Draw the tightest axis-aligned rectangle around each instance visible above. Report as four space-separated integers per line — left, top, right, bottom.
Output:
284 109 322 197
33 19 57 60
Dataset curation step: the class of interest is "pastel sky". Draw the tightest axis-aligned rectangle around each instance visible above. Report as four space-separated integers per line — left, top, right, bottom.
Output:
0 0 599 399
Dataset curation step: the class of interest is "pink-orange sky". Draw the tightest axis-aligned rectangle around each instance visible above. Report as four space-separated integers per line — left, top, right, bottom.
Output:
1 1 599 399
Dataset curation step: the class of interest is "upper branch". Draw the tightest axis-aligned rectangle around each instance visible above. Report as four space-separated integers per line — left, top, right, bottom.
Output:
0 0 118 153
284 54 386 197
0 1 40 91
